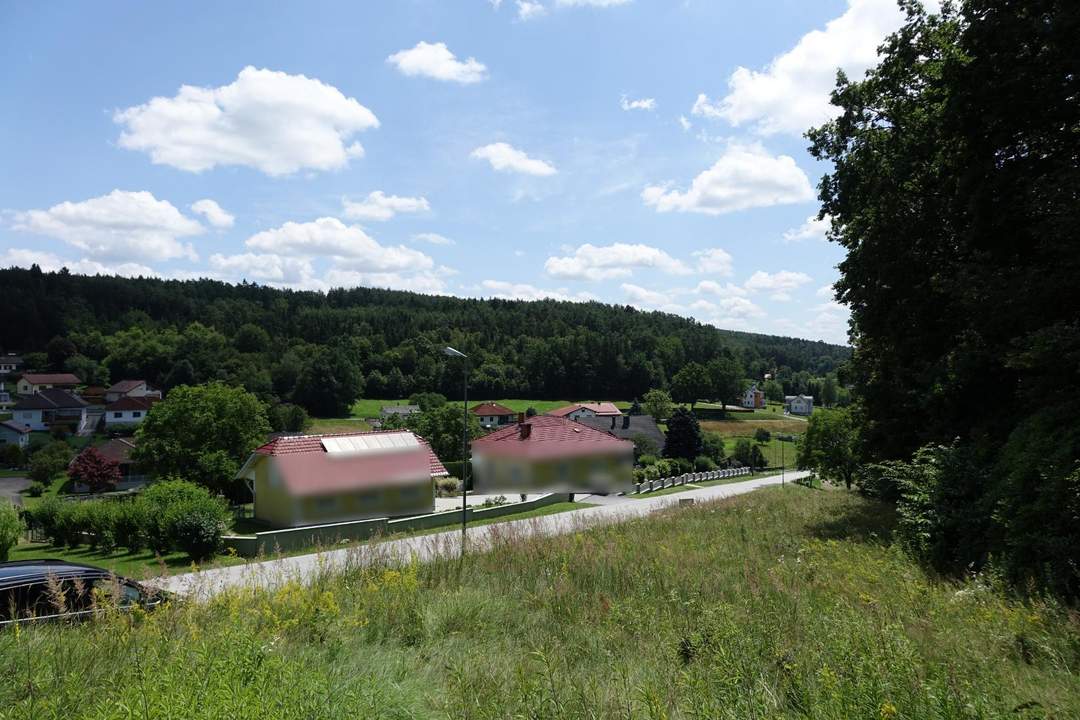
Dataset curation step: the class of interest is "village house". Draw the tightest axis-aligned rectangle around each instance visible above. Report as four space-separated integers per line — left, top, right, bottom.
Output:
785 394 814 416
235 429 448 528
0 420 31 450
104 396 156 427
0 383 12 412
379 404 420 420
575 414 666 455
104 379 160 404
741 383 766 409
470 402 516 429
70 437 146 491
471 414 634 495
546 402 622 422
11 388 89 432
16 372 81 396
0 354 22 375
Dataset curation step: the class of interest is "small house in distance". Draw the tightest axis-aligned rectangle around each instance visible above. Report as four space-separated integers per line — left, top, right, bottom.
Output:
0 354 22 375
741 383 766 409
104 396 156 427
546 402 622 422
575 414 665 454
11 388 89 432
471 414 634 494
471 402 516 429
236 430 448 528
105 379 160 404
16 373 81 396
0 420 31 450
785 395 814 416
379 404 420 420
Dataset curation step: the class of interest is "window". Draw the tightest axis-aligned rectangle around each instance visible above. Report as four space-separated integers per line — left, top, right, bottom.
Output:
113 412 123 419
132 411 142 418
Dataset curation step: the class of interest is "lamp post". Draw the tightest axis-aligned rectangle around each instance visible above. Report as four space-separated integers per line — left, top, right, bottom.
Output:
781 436 785 487
443 346 469 554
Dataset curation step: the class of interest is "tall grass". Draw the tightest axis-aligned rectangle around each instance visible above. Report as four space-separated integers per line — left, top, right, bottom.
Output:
2 487 1077 718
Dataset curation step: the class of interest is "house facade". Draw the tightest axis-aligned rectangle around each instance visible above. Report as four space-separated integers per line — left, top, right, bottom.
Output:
11 389 89 432
236 429 448 528
104 379 159 404
16 373 81 396
104 396 155 427
0 355 22 375
785 395 814 416
547 402 622 422
471 402 516 429
741 384 766 409
0 420 30 450
471 415 634 495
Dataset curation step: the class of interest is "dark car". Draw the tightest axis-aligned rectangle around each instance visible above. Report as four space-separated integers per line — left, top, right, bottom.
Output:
0 560 167 627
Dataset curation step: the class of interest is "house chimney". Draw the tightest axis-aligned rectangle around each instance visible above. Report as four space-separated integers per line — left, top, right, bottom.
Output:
517 412 525 424
519 423 532 440
622 415 630 430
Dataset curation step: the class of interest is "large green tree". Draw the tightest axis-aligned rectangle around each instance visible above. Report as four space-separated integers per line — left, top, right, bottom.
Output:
133 383 271 495
670 362 710 409
292 346 365 417
662 407 703 462
797 409 859 490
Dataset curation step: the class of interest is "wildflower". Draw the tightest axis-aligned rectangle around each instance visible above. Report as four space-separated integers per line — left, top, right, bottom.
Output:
880 701 897 718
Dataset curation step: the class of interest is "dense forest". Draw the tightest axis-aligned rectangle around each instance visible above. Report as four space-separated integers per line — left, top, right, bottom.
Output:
808 1 1079 597
0 267 849 414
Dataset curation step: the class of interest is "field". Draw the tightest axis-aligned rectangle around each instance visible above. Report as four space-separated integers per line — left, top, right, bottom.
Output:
4 487 1077 718
347 398 632 419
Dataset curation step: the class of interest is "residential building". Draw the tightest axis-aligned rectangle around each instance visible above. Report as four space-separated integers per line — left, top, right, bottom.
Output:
741 383 766 409
11 388 89 432
471 402 516 429
379 405 420 419
575 414 666 454
0 420 30 450
0 383 12 412
16 373 81 396
236 430 448 528
104 379 159 404
546 402 622 421
471 414 634 494
104 396 156 426
70 438 146 491
0 354 22 375
784 395 814 416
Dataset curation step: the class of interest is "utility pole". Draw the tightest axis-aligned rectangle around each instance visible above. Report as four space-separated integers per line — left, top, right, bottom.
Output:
443 346 469 556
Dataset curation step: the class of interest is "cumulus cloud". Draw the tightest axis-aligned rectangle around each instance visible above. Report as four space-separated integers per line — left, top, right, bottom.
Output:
114 67 379 175
621 283 674 308
693 0 913 136
208 253 314 285
678 115 692 131
620 95 656 111
693 248 734 276
190 199 234 228
12 190 202 262
694 280 747 297
471 142 557 176
387 41 488 84
783 214 832 243
545 242 690 281
516 1 547 20
412 232 454 246
641 142 813 215
245 217 434 273
691 296 767 328
816 283 836 299
342 191 430 222
0 248 159 278
480 280 594 302
744 270 813 300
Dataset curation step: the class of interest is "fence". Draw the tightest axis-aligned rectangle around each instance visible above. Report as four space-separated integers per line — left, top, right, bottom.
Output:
633 467 752 495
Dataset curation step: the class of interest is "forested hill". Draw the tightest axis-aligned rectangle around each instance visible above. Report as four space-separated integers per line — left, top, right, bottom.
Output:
0 267 848 404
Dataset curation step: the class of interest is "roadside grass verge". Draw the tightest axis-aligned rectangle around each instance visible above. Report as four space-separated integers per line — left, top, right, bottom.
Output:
3 487 1078 718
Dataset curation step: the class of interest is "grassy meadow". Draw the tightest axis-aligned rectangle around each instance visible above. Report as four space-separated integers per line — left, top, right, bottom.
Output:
3 487 1077 718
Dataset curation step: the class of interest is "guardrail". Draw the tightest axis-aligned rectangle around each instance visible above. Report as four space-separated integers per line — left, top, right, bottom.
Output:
633 467 752 495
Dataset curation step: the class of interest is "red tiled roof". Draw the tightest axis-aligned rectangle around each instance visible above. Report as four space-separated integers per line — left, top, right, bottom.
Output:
21 373 81 386
92 438 136 465
107 379 146 393
547 402 622 417
255 429 449 477
105 396 156 412
470 402 516 416
471 414 633 459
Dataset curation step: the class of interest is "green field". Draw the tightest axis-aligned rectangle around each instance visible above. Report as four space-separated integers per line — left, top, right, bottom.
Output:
348 398 632 419
4 487 1077 717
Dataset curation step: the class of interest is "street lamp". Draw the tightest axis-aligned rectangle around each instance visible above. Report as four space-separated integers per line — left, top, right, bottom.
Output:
443 346 469 553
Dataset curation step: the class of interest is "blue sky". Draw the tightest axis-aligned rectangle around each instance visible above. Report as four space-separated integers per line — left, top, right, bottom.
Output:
0 0 925 345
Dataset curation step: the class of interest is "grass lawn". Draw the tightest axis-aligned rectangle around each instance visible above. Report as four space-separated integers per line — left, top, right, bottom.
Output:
349 398 633 420
306 416 373 435
5 487 1077 717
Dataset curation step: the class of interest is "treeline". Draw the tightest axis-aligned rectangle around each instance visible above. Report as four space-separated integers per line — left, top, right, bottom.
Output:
808 2 1079 597
0 267 849 415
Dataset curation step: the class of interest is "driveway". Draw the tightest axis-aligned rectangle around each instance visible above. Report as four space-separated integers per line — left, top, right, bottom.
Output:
153 471 809 599
0 476 31 507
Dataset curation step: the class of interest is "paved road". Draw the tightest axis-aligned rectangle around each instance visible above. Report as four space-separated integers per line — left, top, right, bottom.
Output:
0 476 30 507
152 470 809 599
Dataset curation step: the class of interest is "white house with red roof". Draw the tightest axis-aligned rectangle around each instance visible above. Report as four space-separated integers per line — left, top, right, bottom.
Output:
471 414 633 494
104 396 157 426
236 429 449 528
16 372 81 396
470 402 517 429
546 402 623 421
105 379 160 403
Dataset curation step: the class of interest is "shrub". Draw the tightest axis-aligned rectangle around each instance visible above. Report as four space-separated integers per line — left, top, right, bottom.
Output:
0 443 24 468
435 476 461 497
55 502 87 548
69 447 121 493
654 459 677 478
702 433 726 464
0 502 23 561
694 455 717 472
140 478 230 558
30 496 64 545
27 482 46 497
637 454 658 467
170 506 227 561
754 428 771 443
29 441 73 484
113 500 149 551
83 502 118 553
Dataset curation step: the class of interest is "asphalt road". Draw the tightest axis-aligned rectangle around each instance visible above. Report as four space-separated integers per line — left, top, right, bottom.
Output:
0 476 30 507
152 470 810 599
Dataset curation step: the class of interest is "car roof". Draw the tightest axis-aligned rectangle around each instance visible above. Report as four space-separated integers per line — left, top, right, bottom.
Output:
0 560 118 590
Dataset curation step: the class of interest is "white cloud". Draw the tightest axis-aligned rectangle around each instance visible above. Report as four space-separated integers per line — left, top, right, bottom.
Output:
816 283 836 299
693 248 734 276
12 190 201 262
621 283 674 308
114 66 379 175
471 142 557 176
323 269 447 295
744 270 813 300
545 242 690 281
678 115 692 131
692 296 767 327
694 280 748 297
245 217 433 272
387 41 487 84
342 191 430 222
642 142 813 215
480 280 594 302
190 199 234 228
807 300 851 344
208 253 314 285
556 0 631 6
516 1 547 20
695 0 911 136
412 232 454 246
783 214 832 243
0 248 159 278
620 95 656 111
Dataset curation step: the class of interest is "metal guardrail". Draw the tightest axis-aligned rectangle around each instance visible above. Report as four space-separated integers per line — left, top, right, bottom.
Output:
633 467 752 495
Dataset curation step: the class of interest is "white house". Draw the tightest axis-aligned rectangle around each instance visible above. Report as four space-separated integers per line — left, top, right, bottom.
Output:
105 379 159 404
0 420 30 450
547 402 622 422
784 395 814 416
16 372 81 396
0 355 22 375
12 388 89 432
104 396 155 426
741 384 765 409
470 402 516 429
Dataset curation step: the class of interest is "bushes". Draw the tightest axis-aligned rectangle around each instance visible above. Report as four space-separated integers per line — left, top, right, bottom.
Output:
694 455 717 472
29 441 73 484
0 502 23 561
434 476 460 497
0 443 23 468
27 482 46 497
